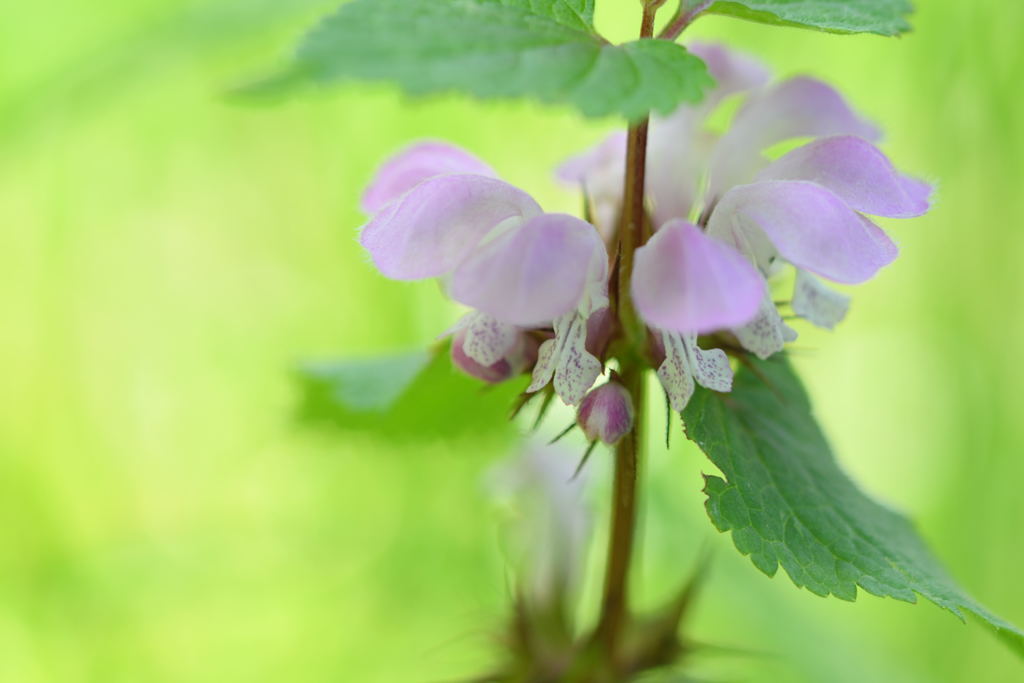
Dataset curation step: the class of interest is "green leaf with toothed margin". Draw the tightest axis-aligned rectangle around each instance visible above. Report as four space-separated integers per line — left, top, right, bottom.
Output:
683 354 1024 657
236 0 714 121
700 0 914 36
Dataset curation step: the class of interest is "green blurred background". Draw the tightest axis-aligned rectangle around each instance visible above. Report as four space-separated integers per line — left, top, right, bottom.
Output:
2 1 1022 681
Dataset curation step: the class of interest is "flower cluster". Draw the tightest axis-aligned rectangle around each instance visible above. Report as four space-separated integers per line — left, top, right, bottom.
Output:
357 43 932 443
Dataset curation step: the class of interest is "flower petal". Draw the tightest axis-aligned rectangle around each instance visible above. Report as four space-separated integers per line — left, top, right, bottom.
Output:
657 332 696 413
900 175 935 211
555 133 627 241
451 334 515 384
646 128 716 229
709 181 895 284
360 175 542 280
758 136 932 218
450 213 606 327
658 331 734 412
860 214 899 264
689 42 771 107
528 339 557 394
709 77 880 197
556 132 627 186
733 295 797 360
633 220 764 334
792 269 851 330
528 312 603 406
689 342 733 393
460 313 520 366
361 142 497 214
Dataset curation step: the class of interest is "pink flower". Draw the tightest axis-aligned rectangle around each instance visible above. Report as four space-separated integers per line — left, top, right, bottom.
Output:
449 313 538 384
559 43 932 395
360 142 608 405
356 44 933 414
705 134 931 357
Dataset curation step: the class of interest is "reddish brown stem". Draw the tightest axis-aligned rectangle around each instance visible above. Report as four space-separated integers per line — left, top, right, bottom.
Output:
658 0 712 41
593 2 661 676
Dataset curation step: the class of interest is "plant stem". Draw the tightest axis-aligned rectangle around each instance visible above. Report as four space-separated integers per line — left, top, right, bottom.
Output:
658 0 712 41
594 363 644 674
593 2 659 676
614 119 650 349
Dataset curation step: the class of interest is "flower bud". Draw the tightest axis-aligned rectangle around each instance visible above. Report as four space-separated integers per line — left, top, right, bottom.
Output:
585 306 615 360
451 330 538 384
576 382 634 445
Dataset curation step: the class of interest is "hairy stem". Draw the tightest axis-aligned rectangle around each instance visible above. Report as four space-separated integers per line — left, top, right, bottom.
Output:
593 2 660 676
614 119 650 349
594 364 644 674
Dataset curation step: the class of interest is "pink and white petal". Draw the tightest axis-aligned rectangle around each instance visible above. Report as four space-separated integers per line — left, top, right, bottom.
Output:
361 142 497 214
461 313 520 366
450 213 606 327
709 77 880 197
657 332 697 412
792 270 851 330
711 181 895 284
733 296 797 360
530 313 603 406
451 333 515 384
528 339 557 394
684 337 733 393
360 175 542 280
758 136 932 218
633 220 765 334
689 42 772 107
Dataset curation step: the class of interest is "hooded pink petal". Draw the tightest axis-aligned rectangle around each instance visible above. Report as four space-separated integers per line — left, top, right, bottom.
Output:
710 181 896 284
709 77 880 197
632 220 764 334
360 174 542 280
689 42 771 107
758 136 932 218
860 214 899 264
449 213 606 327
361 142 497 214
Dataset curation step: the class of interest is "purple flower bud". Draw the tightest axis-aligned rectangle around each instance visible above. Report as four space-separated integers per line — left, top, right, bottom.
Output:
451 329 538 384
577 382 634 445
585 306 615 359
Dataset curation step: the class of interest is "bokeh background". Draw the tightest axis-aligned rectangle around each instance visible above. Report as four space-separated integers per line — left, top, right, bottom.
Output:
2 1 1022 681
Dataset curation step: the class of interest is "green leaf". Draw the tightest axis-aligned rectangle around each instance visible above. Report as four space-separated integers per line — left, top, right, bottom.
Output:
244 0 713 121
683 355 1024 656
703 0 914 36
297 344 526 441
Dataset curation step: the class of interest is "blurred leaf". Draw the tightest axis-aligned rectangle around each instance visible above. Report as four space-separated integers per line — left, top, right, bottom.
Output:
303 350 432 412
241 0 714 120
683 355 1024 656
0 0 337 144
297 345 526 441
702 0 913 36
